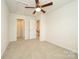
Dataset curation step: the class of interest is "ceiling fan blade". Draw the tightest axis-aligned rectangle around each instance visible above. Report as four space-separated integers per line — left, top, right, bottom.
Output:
33 10 36 14
41 2 53 8
35 0 39 4
25 7 35 8
41 9 46 13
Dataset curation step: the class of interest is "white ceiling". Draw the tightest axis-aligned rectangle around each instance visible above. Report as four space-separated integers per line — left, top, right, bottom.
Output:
6 0 74 16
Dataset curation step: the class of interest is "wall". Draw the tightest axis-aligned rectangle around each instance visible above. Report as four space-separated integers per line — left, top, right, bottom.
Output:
9 13 35 41
1 0 10 56
30 19 36 39
40 14 46 41
45 1 78 53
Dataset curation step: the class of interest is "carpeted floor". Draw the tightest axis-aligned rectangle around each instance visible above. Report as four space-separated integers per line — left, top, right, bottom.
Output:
2 39 77 59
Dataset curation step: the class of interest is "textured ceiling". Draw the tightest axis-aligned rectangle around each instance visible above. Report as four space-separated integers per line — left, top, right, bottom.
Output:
6 0 74 16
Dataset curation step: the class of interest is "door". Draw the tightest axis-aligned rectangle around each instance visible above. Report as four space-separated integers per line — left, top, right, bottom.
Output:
17 19 25 40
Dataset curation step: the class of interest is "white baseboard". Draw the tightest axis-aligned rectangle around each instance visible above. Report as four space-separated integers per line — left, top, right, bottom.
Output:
45 40 77 53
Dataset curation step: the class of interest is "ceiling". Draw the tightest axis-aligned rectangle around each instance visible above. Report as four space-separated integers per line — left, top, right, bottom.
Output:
6 0 74 16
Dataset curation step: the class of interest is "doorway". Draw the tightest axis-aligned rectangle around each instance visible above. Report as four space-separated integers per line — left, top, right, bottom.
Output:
17 19 25 40
36 20 40 40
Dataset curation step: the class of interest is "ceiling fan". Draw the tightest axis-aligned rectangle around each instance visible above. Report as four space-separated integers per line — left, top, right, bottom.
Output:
17 0 53 14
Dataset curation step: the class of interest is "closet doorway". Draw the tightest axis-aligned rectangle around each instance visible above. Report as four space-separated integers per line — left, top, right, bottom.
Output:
17 19 25 40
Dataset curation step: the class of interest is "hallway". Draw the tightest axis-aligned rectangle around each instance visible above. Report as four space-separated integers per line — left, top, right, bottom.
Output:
2 40 77 59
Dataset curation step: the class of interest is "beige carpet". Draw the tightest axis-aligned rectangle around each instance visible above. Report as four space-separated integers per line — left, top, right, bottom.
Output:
2 39 77 59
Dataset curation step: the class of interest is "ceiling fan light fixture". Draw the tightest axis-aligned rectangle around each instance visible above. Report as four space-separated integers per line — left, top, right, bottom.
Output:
35 8 41 12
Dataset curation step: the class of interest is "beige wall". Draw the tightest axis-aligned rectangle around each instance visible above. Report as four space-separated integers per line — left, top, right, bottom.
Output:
45 1 78 53
1 0 10 56
30 19 36 39
40 14 46 41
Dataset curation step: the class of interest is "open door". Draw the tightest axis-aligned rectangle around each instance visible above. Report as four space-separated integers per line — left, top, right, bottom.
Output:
17 19 25 40
36 20 40 40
